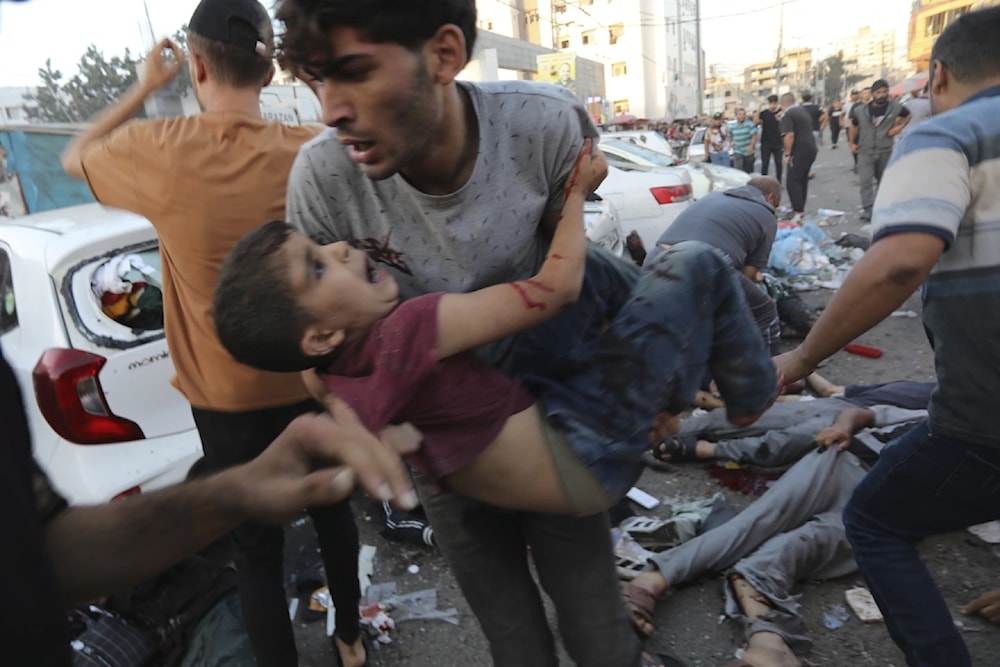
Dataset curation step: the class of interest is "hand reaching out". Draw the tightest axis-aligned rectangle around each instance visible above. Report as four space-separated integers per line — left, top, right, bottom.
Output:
815 425 852 451
142 38 184 93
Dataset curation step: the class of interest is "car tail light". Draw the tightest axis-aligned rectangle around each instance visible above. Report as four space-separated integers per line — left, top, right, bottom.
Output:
112 486 142 501
650 185 692 204
33 348 144 444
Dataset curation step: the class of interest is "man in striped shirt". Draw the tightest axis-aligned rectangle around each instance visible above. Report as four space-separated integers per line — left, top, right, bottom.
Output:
776 6 1000 665
730 107 758 174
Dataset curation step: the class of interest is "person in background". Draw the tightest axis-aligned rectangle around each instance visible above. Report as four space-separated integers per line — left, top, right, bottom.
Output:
847 78 910 221
705 111 733 167
800 92 827 145
828 99 844 148
842 89 862 171
779 92 817 224
730 107 758 174
757 94 784 183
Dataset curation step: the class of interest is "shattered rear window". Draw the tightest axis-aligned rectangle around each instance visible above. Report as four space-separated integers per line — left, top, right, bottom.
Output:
63 242 165 349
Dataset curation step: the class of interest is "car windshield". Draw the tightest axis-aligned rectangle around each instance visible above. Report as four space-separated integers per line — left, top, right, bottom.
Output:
602 140 675 167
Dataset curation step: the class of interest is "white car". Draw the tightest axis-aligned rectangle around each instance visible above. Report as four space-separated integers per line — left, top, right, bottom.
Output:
600 130 678 163
584 194 625 258
1 204 203 504
595 164 692 253
601 137 751 200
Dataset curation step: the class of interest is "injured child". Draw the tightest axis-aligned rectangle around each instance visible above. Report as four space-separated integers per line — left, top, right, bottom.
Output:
212 142 778 516
621 386 930 667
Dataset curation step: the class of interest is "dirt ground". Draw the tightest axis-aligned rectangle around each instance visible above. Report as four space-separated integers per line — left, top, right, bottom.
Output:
293 140 1000 666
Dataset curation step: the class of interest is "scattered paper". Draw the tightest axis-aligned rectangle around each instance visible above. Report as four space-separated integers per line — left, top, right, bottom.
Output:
845 586 883 622
626 486 660 509
358 544 377 595
968 520 1000 544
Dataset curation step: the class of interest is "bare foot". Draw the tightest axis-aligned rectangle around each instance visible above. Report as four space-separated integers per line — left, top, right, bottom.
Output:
334 635 367 667
693 391 725 410
741 632 800 667
624 572 668 638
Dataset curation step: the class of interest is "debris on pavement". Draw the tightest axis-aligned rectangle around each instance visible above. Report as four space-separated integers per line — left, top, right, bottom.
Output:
844 343 884 359
968 520 1000 544
846 587 884 623
823 604 850 629
627 486 661 508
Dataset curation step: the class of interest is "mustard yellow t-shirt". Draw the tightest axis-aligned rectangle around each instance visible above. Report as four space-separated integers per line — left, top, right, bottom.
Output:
79 113 320 411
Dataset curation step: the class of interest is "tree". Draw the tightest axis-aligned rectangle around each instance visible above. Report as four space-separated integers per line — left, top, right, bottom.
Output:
822 52 845 102
171 27 192 98
24 47 142 123
23 60 75 123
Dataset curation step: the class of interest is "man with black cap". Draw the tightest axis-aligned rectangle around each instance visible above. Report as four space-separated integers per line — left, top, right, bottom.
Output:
846 78 910 220
61 1 369 665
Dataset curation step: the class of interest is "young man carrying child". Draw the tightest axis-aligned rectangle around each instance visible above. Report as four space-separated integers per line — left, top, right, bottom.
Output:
214 141 779 519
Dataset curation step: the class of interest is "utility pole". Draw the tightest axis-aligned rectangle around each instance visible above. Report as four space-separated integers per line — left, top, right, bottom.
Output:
695 0 702 115
774 0 785 96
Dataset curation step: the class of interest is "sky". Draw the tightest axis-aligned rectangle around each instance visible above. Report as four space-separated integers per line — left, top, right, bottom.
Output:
0 0 915 87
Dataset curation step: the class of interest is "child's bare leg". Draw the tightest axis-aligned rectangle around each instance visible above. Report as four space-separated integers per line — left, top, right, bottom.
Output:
730 574 800 667
443 407 581 514
804 372 844 398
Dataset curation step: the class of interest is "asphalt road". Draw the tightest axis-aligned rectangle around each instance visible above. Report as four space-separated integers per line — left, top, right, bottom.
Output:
293 139 1000 666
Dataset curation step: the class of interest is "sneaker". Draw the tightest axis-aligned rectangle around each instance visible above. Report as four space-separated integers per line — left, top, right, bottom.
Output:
790 212 803 225
859 207 872 221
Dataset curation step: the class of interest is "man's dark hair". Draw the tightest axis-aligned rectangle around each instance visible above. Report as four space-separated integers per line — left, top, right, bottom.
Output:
275 0 477 70
766 94 778 103
214 221 317 372
801 92 813 102
187 8 275 88
748 176 782 204
930 5 1000 84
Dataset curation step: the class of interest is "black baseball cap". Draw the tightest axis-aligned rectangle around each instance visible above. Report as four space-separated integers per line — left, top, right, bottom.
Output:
713 112 723 119
188 0 271 56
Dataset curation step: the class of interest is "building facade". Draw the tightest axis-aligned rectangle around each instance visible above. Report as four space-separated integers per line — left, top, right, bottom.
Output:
908 0 1000 68
476 1 702 121
835 26 897 84
743 47 815 102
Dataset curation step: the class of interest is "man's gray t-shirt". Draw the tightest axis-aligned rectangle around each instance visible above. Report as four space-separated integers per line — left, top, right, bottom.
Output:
287 80 596 328
647 185 776 269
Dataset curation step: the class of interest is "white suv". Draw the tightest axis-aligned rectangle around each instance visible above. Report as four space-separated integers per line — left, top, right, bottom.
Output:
1 204 202 504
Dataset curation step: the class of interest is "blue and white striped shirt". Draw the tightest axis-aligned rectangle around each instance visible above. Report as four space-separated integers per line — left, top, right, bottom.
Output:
872 84 1000 447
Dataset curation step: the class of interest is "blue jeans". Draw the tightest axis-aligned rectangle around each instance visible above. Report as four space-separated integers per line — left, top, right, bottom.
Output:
515 242 776 501
710 152 733 167
844 422 1000 666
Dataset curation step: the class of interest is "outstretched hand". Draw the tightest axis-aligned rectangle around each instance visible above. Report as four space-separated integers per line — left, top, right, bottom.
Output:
963 590 1000 625
815 425 852 451
773 347 815 385
142 38 185 93
235 396 417 524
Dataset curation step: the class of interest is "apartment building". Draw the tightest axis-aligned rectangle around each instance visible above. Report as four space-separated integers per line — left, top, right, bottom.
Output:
908 0 1000 68
476 1 702 121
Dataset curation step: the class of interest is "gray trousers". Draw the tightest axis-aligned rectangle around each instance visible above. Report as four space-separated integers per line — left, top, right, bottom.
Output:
415 473 639 667
858 150 892 209
648 449 867 654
